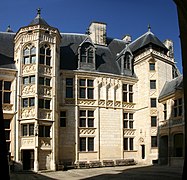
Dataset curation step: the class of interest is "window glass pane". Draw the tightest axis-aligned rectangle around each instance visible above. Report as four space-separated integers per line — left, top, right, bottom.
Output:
24 48 29 56
129 113 133 119
46 48 51 56
149 63 155 70
45 126 50 137
5 131 10 141
129 85 133 92
80 137 86 151
29 98 35 106
4 81 11 90
129 121 133 129
174 107 178 117
81 55 86 62
80 110 86 116
46 57 51 66
60 111 66 117
123 92 127 102
80 118 86 127
123 84 127 91
39 125 44 137
4 92 11 103
150 80 156 89
4 120 10 129
22 125 27 136
39 77 44 85
130 138 134 150
39 55 45 64
66 87 73 98
151 98 157 107
38 99 44 108
24 57 30 64
80 88 85 98
88 137 94 151
40 47 45 54
88 118 94 127
60 118 66 127
87 80 93 87
80 79 86 86
29 124 34 136
124 138 128 150
0 81 2 90
87 88 93 99
151 136 157 147
129 93 133 102
88 111 94 117
123 120 128 128
66 78 73 86
23 98 28 107
151 116 157 127
123 113 128 119
23 77 29 84
45 100 50 109
46 78 50 86
31 56 36 63
31 47 36 55
30 76 35 84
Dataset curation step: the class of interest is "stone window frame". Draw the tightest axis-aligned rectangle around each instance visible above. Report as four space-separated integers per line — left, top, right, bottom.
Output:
0 80 11 104
123 112 134 129
65 78 74 98
122 84 133 103
39 44 51 66
60 111 66 127
79 109 94 128
123 137 134 151
23 44 36 64
79 78 94 99
21 123 34 137
79 137 94 152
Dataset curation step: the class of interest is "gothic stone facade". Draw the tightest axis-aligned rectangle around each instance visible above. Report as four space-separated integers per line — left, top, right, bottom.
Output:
0 11 180 171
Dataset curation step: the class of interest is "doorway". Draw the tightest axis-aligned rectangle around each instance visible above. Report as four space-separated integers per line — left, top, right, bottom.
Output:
22 150 34 170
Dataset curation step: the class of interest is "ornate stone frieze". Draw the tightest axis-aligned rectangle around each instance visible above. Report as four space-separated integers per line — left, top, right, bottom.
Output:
106 100 113 107
22 84 36 96
64 98 75 104
39 138 51 149
78 99 96 106
38 109 51 119
38 65 52 76
22 64 36 74
122 102 135 108
114 101 121 107
21 107 35 119
2 104 13 111
38 86 51 97
79 128 96 135
98 100 105 106
123 129 135 136
171 118 183 125
21 137 34 147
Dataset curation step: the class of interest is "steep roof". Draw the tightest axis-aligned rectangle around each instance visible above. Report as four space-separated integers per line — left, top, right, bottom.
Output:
29 9 50 26
129 29 168 53
158 75 183 100
59 33 134 76
0 32 16 69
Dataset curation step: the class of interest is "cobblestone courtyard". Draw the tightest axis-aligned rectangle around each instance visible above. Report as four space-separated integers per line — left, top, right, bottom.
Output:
10 164 183 180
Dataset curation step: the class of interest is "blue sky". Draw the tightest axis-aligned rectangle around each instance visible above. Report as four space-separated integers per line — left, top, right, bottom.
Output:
0 0 182 73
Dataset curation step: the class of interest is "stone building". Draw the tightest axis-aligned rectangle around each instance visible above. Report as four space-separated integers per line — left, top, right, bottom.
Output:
0 10 180 171
158 75 184 167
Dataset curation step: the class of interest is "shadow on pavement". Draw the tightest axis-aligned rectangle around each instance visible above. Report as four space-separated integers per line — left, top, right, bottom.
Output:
10 171 57 180
81 165 183 180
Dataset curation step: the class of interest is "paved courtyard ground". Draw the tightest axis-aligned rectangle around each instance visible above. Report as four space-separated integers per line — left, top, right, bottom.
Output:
10 164 183 180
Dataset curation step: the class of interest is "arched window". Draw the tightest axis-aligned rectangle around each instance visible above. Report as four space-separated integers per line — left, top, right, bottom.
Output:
39 44 51 66
80 43 94 63
23 45 36 64
124 52 131 70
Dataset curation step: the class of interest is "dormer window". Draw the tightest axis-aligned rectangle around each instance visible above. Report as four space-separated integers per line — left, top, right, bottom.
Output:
124 52 131 70
23 45 36 64
80 43 94 63
78 42 95 70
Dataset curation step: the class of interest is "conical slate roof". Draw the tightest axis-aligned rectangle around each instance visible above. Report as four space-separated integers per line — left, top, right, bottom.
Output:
129 27 168 53
29 8 50 26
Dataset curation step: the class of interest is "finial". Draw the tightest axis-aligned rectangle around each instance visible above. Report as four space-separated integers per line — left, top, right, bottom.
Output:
148 24 151 32
6 25 13 32
36 8 41 17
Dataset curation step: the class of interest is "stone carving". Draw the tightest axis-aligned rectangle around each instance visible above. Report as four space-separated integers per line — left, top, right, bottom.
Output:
21 107 35 118
123 102 135 108
79 128 96 135
38 86 51 96
39 66 52 76
78 99 96 106
139 137 144 143
22 138 34 146
22 85 35 95
124 129 135 136
2 104 13 111
40 138 51 149
22 64 36 74
39 109 51 119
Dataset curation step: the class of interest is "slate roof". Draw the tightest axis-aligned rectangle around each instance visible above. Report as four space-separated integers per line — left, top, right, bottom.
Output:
0 23 169 76
129 30 168 53
0 32 16 69
158 75 183 100
60 33 129 76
